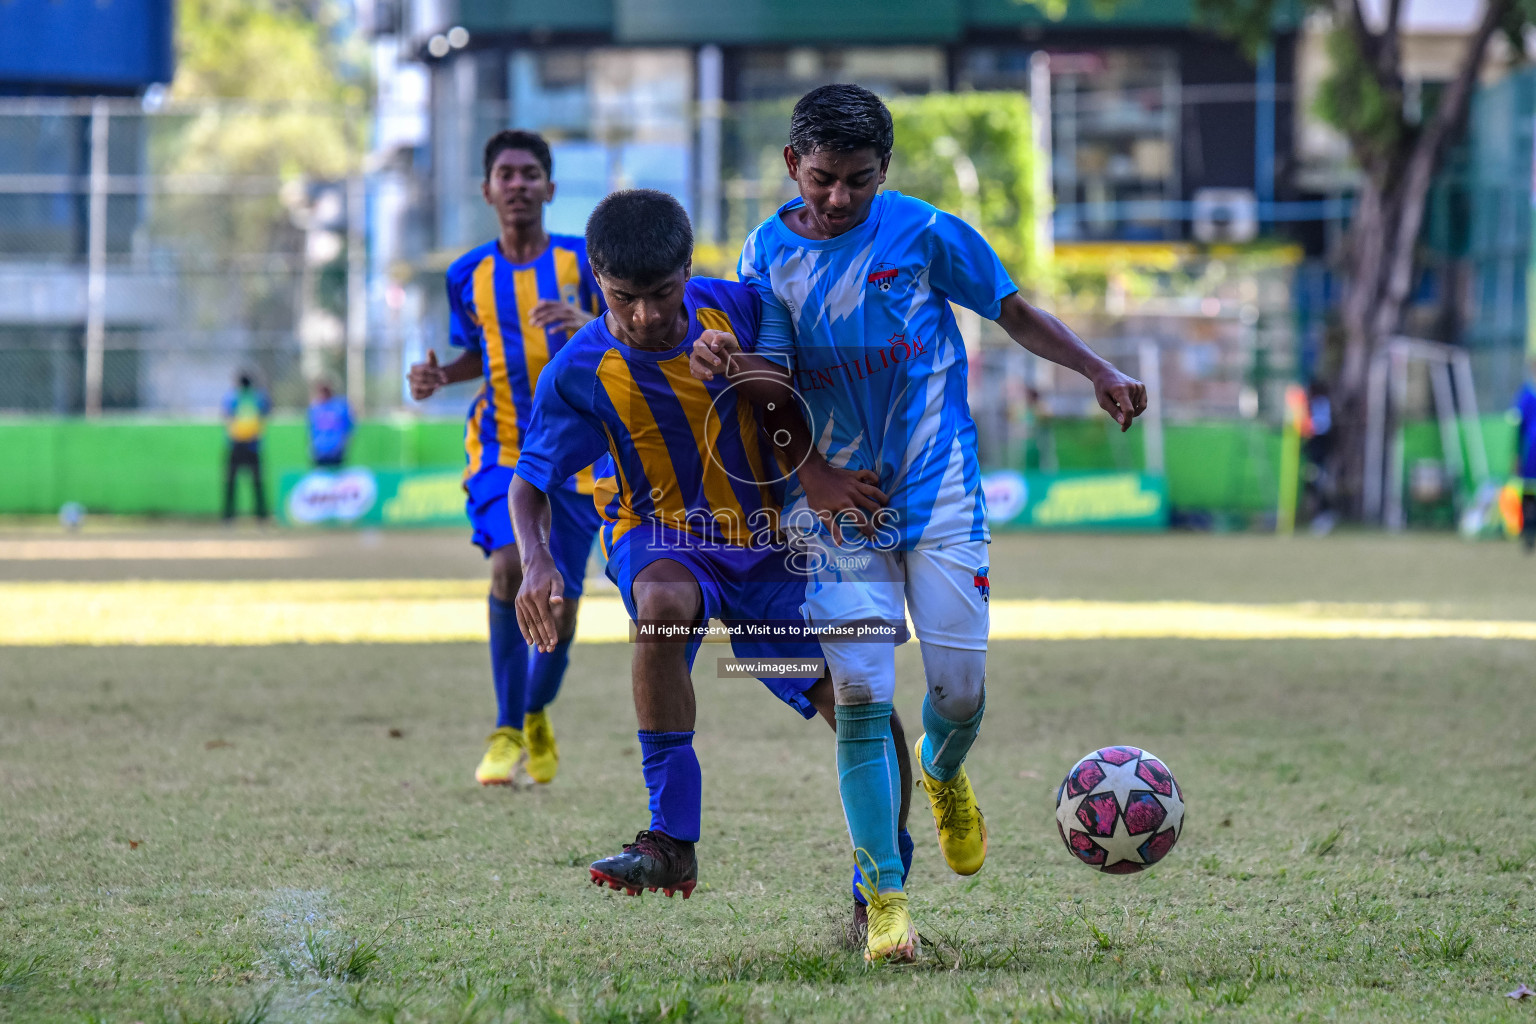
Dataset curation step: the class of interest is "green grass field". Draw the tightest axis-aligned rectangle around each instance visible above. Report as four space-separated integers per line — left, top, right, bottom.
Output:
2 529 1535 1022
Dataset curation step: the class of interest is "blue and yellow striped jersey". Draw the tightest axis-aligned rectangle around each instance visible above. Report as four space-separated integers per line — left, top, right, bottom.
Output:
515 277 786 551
446 234 607 493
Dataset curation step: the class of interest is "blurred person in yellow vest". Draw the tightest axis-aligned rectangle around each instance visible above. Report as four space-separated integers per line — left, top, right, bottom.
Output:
221 371 271 521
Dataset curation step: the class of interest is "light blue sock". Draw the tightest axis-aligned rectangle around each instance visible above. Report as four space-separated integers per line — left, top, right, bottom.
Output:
524 637 571 715
853 827 913 906
920 691 985 782
836 702 903 893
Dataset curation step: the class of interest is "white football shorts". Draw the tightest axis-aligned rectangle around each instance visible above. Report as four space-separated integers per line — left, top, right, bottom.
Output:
800 536 991 651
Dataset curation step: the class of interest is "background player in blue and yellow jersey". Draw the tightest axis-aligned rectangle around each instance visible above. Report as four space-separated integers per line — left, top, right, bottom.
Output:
408 130 610 788
509 189 910 903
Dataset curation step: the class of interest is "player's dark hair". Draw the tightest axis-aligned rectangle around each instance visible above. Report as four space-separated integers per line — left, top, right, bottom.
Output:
585 189 693 286
789 84 894 157
482 129 552 180
237 373 252 388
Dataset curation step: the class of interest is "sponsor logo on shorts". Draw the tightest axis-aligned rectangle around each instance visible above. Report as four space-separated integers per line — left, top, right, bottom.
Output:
974 565 990 603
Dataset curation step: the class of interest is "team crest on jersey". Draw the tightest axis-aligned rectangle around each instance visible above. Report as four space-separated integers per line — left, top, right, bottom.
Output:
973 566 990 603
867 263 898 291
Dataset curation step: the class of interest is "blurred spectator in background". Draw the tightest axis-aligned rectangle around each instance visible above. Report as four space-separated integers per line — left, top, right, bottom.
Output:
1022 386 1057 472
308 378 354 468
1303 379 1336 535
1513 366 1536 553
221 371 271 522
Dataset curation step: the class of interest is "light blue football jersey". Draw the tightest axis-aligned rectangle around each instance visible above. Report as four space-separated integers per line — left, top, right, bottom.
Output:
738 190 1017 550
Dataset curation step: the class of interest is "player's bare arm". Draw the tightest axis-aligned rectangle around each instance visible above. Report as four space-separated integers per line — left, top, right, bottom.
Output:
691 330 885 542
528 299 596 333
689 328 745 381
508 475 564 653
407 349 480 401
689 329 797 406
994 293 1148 432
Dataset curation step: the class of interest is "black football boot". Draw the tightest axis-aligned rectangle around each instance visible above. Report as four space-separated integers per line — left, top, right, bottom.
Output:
588 829 698 898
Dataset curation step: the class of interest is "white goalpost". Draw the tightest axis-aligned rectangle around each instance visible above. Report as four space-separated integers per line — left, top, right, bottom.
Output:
1362 336 1491 530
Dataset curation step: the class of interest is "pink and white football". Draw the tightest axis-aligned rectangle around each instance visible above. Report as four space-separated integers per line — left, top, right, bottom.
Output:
1055 746 1185 874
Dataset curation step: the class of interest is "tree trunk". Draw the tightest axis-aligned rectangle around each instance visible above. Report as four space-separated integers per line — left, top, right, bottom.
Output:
1332 177 1385 519
1333 163 1420 517
1328 0 1509 519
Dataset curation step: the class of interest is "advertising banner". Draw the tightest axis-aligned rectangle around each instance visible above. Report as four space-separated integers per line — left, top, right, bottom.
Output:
982 470 1168 531
281 467 1165 531
278 468 466 527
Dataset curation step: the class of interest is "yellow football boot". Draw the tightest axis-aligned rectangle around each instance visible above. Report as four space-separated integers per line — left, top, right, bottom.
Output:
916 736 988 876
855 883 917 963
474 726 524 786
853 851 917 963
522 709 559 784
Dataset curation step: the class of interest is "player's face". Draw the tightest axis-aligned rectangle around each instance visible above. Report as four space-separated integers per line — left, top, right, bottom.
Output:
783 146 889 239
598 263 692 350
482 148 554 228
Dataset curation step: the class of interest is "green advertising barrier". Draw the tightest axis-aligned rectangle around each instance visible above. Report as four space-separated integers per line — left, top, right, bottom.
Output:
3 415 1514 521
982 470 1169 530
278 467 467 527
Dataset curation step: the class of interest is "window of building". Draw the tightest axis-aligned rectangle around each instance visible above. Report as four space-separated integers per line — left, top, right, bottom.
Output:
506 47 694 236
734 47 946 101
1052 49 1181 241
963 46 1182 241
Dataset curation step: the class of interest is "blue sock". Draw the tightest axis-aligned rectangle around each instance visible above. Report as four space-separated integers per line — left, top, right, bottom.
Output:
488 595 528 730
853 828 914 906
920 692 986 782
524 637 572 715
638 730 701 843
836 703 903 893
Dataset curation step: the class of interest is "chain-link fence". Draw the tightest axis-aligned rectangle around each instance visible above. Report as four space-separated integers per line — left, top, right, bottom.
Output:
1 91 1299 474
0 97 375 416
403 89 1294 473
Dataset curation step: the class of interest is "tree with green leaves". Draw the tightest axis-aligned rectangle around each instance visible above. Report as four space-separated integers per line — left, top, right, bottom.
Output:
156 0 367 397
886 92 1043 287
1194 0 1524 513
169 0 366 176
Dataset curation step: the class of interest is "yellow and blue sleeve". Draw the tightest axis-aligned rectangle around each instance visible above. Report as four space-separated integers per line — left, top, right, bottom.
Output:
447 267 482 353
516 351 611 494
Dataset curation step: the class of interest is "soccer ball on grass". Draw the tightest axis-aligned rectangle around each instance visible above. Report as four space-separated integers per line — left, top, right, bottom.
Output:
1055 745 1184 874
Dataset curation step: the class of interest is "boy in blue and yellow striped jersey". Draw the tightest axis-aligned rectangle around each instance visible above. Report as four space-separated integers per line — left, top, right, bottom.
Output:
510 190 912 902
408 130 611 788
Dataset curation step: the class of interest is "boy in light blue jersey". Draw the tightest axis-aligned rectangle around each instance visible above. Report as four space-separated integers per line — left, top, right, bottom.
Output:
695 84 1147 962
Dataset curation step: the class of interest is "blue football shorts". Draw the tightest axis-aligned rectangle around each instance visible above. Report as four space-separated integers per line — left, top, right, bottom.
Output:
465 464 601 599
605 519 824 719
